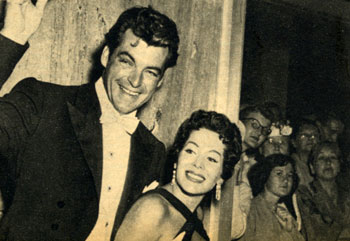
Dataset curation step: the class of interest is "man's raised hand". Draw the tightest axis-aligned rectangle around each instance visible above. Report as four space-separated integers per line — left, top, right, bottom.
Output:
1 0 48 45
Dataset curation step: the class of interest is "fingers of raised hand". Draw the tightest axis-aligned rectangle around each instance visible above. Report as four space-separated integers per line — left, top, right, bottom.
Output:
35 0 48 12
7 0 28 4
7 0 48 12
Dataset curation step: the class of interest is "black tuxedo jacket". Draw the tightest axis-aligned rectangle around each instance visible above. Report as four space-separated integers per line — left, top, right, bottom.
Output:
0 35 166 240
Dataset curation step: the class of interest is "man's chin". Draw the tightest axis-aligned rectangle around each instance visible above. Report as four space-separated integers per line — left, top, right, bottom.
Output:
113 105 137 115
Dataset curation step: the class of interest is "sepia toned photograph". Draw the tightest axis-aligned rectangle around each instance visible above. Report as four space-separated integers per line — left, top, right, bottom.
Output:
0 0 349 240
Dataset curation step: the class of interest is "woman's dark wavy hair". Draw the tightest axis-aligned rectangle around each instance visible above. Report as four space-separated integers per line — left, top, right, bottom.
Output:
248 154 299 197
105 6 179 70
167 110 242 182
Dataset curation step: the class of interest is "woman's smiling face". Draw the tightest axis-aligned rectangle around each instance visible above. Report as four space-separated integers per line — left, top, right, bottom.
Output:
175 128 225 196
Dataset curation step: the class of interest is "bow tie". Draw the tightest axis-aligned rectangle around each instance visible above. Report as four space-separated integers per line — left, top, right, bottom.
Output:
100 112 139 135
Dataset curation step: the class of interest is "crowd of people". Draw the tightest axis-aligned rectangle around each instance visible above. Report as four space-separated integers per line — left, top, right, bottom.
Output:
0 0 348 240
232 103 349 241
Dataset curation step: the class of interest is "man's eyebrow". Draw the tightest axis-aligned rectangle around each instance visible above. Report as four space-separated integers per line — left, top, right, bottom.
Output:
118 51 135 63
146 66 162 74
118 52 162 74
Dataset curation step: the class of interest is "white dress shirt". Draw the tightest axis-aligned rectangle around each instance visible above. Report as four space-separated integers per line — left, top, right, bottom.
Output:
86 78 139 241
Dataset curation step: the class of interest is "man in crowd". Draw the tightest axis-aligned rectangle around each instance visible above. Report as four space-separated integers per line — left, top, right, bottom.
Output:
231 104 273 239
240 105 273 152
0 0 179 240
317 112 344 143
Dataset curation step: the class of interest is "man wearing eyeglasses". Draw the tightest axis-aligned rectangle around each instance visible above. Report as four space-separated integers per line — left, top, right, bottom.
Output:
240 106 273 151
231 104 273 239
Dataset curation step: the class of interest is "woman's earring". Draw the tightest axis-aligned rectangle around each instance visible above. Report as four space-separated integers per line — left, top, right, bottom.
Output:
215 182 222 201
172 163 177 185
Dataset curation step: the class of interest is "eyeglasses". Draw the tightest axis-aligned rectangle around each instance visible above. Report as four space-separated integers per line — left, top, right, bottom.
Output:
242 118 271 136
268 138 287 147
299 133 319 140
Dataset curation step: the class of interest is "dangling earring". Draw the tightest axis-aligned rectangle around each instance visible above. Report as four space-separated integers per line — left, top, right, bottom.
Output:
171 163 177 185
215 182 221 201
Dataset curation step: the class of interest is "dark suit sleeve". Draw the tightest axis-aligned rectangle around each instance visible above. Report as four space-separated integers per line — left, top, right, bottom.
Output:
159 144 172 185
0 34 28 88
0 34 32 209
155 142 166 183
0 34 38 159
0 34 38 176
0 78 44 209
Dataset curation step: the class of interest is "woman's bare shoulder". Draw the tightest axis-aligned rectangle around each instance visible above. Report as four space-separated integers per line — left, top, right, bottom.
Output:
114 192 171 241
121 192 174 227
127 191 171 224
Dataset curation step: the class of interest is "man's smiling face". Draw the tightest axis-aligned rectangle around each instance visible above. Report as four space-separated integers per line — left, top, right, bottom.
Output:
100 29 169 114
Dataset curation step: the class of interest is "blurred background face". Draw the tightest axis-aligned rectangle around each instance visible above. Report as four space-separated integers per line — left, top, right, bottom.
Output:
265 163 294 198
261 136 290 157
312 146 340 181
321 119 344 143
242 111 271 150
294 124 320 153
176 128 224 196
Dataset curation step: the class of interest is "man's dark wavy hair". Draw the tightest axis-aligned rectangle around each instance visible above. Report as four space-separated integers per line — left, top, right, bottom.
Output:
105 6 179 70
167 110 242 182
239 104 274 123
248 154 299 197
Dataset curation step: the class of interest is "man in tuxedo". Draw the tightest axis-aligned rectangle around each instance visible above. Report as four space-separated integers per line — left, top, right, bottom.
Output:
0 0 179 240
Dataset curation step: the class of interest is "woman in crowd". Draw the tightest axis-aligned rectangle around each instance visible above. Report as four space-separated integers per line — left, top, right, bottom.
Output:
297 142 350 241
291 119 320 186
241 154 304 241
252 119 294 205
253 121 299 224
260 120 293 157
114 110 242 241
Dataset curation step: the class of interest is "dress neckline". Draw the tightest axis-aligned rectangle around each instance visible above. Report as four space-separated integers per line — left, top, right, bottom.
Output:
148 188 210 241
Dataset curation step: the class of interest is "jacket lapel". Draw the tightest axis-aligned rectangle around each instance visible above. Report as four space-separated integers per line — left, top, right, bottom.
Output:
111 122 160 238
67 83 103 199
126 122 159 191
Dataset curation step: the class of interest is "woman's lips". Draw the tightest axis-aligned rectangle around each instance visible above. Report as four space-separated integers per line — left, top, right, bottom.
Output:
185 171 205 183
